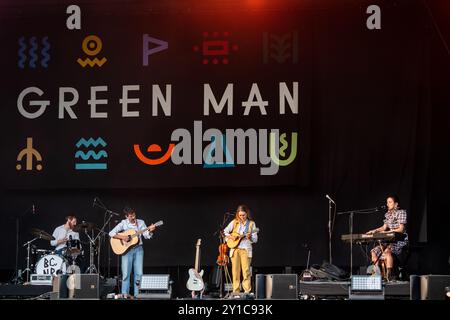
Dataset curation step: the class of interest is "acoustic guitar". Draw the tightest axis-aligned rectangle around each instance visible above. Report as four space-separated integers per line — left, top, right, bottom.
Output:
110 220 163 255
226 227 259 249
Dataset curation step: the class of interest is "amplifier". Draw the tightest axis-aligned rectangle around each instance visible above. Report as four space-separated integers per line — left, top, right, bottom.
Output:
420 275 450 300
30 274 53 285
265 274 298 300
51 274 99 299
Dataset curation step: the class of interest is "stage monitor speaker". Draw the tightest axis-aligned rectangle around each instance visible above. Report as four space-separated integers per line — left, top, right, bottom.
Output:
420 275 450 300
409 275 421 300
52 274 69 299
265 274 298 300
255 274 266 299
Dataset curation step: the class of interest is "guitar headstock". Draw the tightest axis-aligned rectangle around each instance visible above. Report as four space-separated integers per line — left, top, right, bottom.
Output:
154 220 164 227
195 239 202 247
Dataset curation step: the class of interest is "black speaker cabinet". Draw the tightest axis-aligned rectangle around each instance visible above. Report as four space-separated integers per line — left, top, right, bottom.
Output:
70 274 100 299
420 275 450 300
410 275 421 300
265 274 298 300
255 274 266 299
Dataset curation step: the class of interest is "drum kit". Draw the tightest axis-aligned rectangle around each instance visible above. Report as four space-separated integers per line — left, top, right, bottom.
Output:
21 222 98 283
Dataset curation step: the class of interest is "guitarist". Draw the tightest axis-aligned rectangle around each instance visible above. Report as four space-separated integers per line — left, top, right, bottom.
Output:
108 207 156 298
223 204 258 296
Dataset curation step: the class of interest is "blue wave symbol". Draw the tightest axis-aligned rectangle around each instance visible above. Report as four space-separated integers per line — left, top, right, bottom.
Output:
40 36 50 68
28 37 38 68
76 137 107 148
75 150 108 160
18 37 27 69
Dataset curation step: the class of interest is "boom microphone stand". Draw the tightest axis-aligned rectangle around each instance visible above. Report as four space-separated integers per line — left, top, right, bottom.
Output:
91 197 121 276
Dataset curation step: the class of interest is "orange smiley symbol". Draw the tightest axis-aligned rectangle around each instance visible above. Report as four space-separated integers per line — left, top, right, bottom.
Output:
133 143 175 165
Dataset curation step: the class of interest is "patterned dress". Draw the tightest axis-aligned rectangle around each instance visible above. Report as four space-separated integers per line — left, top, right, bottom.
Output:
371 209 409 259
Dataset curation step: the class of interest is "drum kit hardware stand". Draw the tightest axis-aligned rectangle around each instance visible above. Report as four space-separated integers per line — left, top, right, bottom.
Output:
23 235 47 283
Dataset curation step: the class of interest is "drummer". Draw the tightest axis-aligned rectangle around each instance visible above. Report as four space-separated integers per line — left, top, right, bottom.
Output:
50 215 80 256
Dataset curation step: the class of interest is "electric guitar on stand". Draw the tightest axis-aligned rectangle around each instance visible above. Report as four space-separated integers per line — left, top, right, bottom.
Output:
186 239 204 297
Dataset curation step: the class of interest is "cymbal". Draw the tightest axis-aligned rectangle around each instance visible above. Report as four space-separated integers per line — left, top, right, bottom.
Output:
73 221 95 232
30 228 54 241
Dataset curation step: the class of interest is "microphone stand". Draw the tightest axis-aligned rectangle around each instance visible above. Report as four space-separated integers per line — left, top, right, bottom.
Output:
92 198 121 276
326 196 336 264
213 212 233 299
12 205 34 284
337 206 382 278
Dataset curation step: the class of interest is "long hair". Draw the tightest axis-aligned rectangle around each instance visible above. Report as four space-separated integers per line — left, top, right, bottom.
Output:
234 204 252 221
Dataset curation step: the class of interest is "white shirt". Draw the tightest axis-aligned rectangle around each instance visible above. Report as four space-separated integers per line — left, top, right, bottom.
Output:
50 225 80 251
108 219 153 245
224 220 258 258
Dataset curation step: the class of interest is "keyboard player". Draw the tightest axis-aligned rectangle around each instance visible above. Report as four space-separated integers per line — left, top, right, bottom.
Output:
366 195 408 281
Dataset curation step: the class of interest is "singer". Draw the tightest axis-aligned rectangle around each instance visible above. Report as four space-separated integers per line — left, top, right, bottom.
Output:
366 195 409 281
108 207 156 299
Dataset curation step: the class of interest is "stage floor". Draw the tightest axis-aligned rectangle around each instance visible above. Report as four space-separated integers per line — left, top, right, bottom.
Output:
0 280 410 300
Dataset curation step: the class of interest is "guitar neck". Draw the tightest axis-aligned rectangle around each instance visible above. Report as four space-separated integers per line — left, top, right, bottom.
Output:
194 246 201 272
130 225 152 238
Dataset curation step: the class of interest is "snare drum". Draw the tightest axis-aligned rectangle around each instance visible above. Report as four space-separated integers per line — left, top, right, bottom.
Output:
35 254 68 275
66 239 82 256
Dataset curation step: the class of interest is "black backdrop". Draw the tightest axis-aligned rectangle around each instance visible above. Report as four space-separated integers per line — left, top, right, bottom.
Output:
1 0 449 277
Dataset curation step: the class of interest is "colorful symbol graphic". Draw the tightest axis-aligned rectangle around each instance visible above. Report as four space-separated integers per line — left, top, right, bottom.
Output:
77 35 107 67
133 143 175 165
75 137 108 170
193 31 238 65
18 36 51 69
270 132 298 166
262 31 298 64
16 137 43 171
203 135 234 168
142 34 168 66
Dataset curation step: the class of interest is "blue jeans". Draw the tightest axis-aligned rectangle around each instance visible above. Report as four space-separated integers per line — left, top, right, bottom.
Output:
121 245 144 297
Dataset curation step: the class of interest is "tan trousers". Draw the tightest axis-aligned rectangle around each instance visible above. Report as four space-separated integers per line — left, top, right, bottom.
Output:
231 248 252 293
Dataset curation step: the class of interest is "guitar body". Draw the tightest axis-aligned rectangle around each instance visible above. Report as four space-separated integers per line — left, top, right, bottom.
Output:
226 227 260 249
110 229 140 255
186 268 204 291
110 220 163 256
226 232 243 249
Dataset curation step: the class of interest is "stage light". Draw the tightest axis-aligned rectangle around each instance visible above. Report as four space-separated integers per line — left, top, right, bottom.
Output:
138 274 172 299
140 274 170 290
349 275 384 300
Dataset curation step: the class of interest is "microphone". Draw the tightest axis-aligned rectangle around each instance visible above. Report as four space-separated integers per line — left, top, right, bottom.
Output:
326 194 336 204
93 197 97 208
107 210 120 217
32 205 35 214
378 205 387 210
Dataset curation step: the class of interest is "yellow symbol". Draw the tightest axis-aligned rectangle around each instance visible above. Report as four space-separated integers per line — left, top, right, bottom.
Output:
77 35 107 67
16 137 43 171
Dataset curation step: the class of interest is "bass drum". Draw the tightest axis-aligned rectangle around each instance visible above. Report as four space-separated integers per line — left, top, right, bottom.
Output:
35 254 68 275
